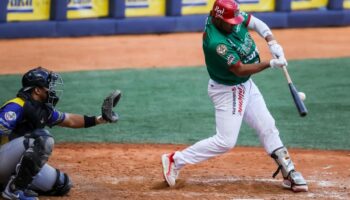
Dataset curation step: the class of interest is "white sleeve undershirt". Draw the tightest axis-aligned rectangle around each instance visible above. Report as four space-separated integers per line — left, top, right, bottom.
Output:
247 15 273 39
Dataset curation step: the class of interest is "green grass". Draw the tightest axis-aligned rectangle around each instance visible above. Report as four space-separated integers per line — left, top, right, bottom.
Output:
1 57 349 150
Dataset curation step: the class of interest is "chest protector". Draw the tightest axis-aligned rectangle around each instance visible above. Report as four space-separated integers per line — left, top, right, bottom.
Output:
10 91 54 139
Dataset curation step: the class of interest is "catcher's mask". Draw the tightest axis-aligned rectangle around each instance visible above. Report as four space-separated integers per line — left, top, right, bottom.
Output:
22 67 64 106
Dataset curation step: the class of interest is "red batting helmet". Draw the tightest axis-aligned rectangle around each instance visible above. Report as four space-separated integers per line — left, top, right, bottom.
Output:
211 0 244 25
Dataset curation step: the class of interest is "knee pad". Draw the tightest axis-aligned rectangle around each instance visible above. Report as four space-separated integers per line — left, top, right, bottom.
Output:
21 131 54 174
33 136 54 165
25 129 54 165
13 129 54 188
270 146 295 178
13 148 45 188
41 169 72 196
31 129 54 151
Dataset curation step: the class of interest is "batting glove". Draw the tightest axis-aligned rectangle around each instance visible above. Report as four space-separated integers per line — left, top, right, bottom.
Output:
279 56 288 66
268 40 285 59
270 58 287 69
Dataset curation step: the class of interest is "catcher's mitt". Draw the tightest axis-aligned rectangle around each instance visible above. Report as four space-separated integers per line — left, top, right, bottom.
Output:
101 90 121 123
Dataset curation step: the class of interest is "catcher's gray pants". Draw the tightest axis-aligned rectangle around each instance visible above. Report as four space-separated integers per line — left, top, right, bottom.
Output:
0 136 57 192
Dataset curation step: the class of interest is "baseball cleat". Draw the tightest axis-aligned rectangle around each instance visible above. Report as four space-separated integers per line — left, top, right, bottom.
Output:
2 176 38 200
161 153 179 187
282 171 308 192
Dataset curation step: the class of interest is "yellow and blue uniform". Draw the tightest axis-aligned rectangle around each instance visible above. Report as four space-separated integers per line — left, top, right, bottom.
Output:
0 97 65 145
0 67 74 199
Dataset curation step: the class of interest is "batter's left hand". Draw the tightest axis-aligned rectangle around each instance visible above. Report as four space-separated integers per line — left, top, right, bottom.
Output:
268 40 285 59
270 58 288 69
279 56 288 67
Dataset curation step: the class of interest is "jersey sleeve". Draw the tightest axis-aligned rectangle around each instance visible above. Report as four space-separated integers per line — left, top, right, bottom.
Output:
0 103 24 136
240 12 251 27
213 43 241 69
47 109 66 127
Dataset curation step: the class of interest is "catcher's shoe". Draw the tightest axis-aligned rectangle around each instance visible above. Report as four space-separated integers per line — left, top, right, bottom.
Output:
161 153 179 187
2 176 38 200
282 171 308 192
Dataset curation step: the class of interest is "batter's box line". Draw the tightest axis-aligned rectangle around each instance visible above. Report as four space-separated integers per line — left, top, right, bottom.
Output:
187 176 333 185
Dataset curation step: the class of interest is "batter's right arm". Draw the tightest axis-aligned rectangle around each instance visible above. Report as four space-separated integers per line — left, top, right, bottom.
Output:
247 15 272 40
248 15 286 60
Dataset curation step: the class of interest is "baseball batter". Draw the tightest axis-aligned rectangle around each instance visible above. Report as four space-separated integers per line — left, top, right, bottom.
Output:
162 0 308 192
0 67 121 200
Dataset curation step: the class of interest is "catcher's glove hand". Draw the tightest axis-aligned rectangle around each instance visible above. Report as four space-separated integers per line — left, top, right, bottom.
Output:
101 90 121 123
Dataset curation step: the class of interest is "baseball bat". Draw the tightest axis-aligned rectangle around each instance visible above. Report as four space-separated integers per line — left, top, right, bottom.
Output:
282 66 308 117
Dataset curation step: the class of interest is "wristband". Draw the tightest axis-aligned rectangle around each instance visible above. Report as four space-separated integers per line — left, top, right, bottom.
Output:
267 40 277 46
84 115 96 128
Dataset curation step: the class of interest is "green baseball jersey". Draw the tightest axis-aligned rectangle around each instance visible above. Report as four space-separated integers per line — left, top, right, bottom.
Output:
202 12 260 85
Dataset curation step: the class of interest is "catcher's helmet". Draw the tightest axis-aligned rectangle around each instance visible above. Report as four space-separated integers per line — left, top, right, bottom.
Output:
22 67 52 89
22 67 63 106
211 0 243 25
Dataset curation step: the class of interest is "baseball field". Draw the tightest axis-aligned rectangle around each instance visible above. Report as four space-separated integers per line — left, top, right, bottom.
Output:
0 27 350 199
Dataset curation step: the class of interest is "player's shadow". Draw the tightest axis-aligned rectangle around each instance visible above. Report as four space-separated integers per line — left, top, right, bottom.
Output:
152 179 186 190
152 178 285 193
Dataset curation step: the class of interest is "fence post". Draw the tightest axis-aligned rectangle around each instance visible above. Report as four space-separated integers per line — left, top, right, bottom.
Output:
328 0 343 10
166 0 182 16
110 0 125 18
275 0 291 12
0 0 8 23
50 0 67 21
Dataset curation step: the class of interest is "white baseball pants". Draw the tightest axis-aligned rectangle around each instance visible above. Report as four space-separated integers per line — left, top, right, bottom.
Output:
173 79 283 169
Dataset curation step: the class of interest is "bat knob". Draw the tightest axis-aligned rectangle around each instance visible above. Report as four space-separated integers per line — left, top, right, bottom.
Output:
300 111 307 117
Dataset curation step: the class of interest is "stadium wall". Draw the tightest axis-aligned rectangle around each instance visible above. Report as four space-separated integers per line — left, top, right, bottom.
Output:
0 0 350 38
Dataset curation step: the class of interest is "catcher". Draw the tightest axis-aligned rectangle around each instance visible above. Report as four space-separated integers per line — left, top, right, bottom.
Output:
0 67 121 200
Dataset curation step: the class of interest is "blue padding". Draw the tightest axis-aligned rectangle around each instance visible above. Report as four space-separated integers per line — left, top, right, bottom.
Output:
341 10 350 25
56 19 116 37
252 12 288 28
0 21 56 38
115 17 177 34
175 13 288 32
288 10 345 27
173 13 288 33
174 15 207 32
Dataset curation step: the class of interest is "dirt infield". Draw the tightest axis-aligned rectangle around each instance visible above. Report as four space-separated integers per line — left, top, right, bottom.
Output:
0 27 350 199
47 144 350 200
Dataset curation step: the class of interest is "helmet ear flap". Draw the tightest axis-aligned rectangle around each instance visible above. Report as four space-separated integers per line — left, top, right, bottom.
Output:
48 90 60 106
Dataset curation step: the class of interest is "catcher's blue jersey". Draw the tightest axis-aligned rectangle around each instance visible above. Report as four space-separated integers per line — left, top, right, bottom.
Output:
0 97 65 137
